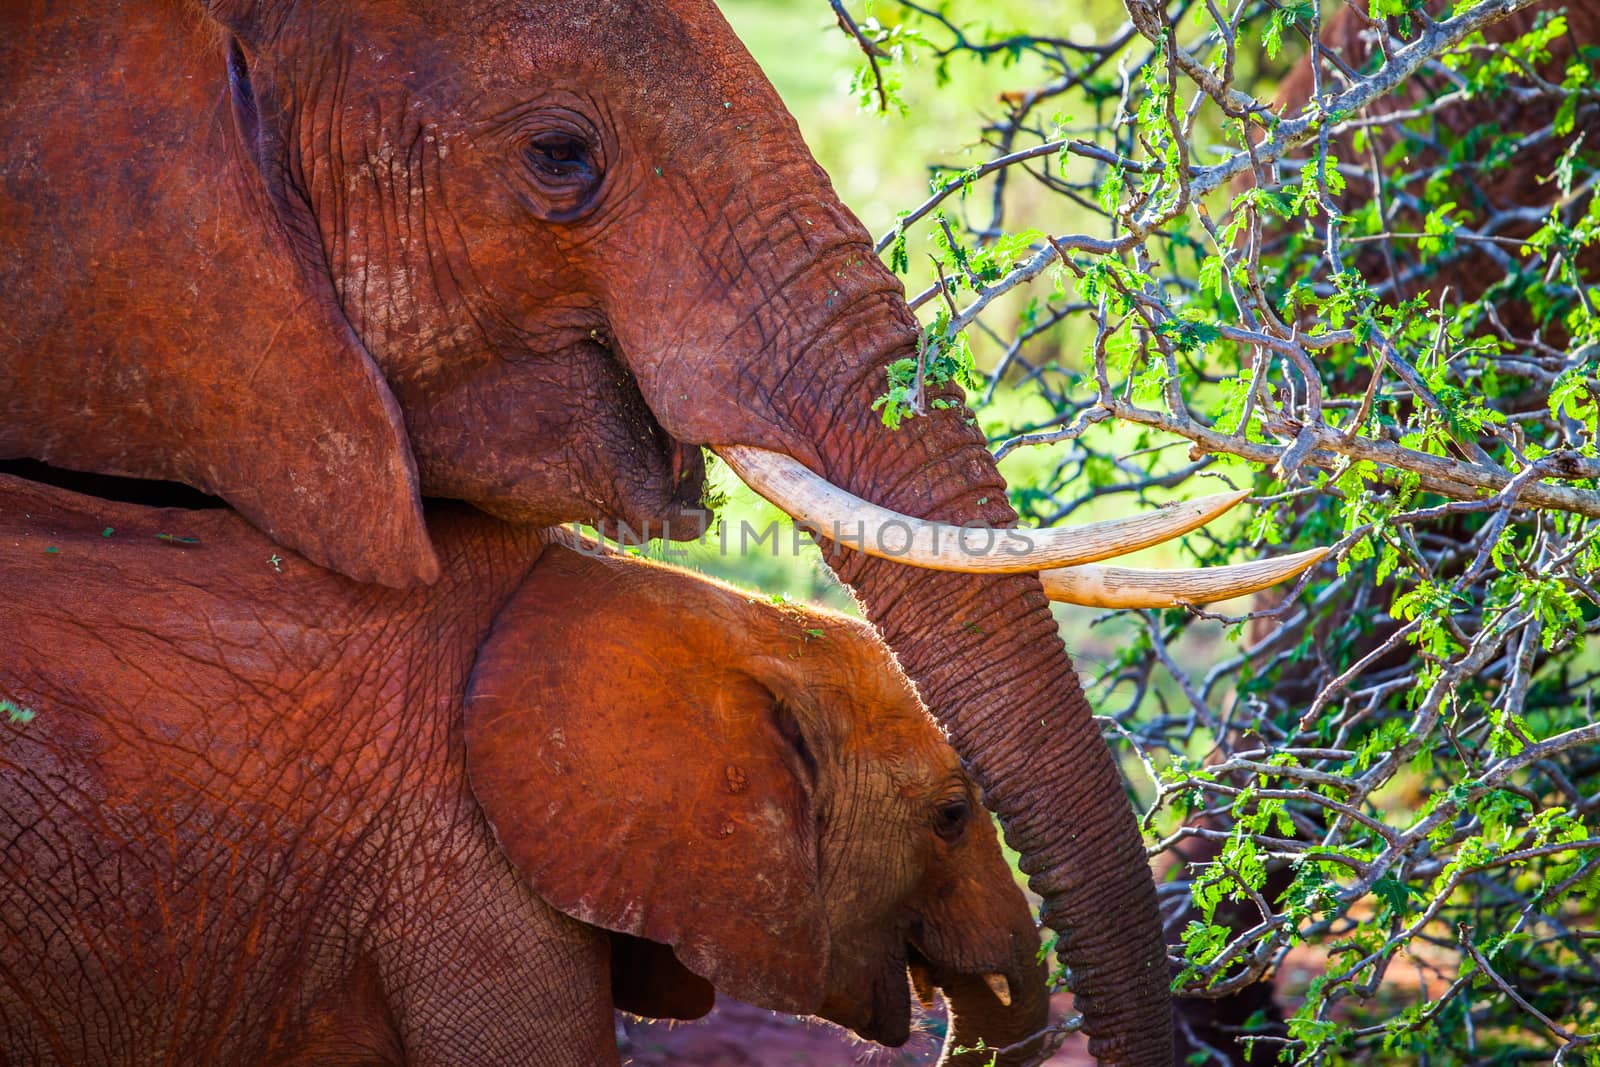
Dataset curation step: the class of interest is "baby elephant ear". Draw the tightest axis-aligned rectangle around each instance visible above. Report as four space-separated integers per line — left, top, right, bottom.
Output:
464 546 829 1014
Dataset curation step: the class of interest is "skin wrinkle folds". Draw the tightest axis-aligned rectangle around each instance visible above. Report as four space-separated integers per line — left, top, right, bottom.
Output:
1 477 1049 1066
2 2 1178 1056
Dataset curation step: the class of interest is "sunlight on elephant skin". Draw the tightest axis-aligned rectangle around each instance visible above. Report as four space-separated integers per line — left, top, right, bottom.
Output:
1 3 1177 1057
0 475 1047 1067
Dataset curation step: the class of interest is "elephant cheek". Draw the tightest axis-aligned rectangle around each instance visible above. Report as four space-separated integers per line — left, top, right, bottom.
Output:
395 341 710 536
816 958 915 1049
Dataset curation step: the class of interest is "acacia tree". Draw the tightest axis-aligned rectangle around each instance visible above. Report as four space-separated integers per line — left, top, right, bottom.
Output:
825 0 1600 1062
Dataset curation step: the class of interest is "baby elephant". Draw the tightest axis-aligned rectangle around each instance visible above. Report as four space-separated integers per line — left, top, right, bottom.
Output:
0 474 1047 1067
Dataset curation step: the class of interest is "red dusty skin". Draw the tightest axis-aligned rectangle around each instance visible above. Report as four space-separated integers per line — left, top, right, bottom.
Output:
586 15 1176 1057
0 475 1068 1065
0 3 1175 1060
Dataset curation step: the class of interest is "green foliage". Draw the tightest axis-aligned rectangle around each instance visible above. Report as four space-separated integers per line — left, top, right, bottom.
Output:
812 0 1600 1060
873 305 982 428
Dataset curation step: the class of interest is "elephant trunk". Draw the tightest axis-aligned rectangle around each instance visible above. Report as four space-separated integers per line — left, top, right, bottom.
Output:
706 289 1173 1062
812 401 1168 1064
936 967 1050 1067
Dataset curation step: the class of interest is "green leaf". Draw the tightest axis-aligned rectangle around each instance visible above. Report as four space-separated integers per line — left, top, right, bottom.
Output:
1 698 36 725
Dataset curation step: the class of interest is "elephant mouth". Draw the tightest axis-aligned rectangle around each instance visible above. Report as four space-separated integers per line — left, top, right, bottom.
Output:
451 344 713 539
847 940 1016 1047
854 944 916 1047
905 941 1026 1037
607 428 711 543
593 357 711 542
907 941 939 1013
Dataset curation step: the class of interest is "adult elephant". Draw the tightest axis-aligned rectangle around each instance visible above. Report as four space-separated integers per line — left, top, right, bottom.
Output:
0 3 1255 1059
0 475 1049 1066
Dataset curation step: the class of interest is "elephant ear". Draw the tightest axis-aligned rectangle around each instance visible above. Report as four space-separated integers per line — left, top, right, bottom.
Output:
151 6 437 588
464 546 830 1014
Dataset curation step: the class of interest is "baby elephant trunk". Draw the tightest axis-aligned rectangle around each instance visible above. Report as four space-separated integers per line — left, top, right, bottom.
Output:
936 948 1051 1066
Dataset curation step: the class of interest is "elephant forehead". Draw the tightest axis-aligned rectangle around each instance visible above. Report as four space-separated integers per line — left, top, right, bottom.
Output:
417 0 767 101
802 629 931 724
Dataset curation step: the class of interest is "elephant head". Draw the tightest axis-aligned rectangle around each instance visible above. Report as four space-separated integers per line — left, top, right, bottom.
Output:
465 545 1048 1064
1 3 1191 1057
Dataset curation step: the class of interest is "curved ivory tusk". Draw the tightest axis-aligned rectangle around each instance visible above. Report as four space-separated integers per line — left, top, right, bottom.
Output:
1040 548 1329 608
715 444 1250 573
982 973 1013 1007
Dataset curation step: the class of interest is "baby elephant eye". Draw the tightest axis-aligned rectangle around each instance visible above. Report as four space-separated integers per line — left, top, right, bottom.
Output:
932 797 971 843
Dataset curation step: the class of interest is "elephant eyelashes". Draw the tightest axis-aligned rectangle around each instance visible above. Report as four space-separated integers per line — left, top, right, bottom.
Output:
525 135 589 177
524 134 599 195
519 128 603 221
932 797 971 844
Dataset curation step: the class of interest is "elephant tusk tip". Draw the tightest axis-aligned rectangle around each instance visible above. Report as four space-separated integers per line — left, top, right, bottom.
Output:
1210 487 1252 508
1038 543 1333 608
982 973 1012 1007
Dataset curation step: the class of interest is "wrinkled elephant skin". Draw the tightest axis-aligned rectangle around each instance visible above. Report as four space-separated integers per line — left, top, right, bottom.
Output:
0 3 1169 1058
0 475 1047 1067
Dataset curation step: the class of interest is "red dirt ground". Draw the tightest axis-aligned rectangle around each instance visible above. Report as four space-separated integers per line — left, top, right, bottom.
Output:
620 993 1095 1066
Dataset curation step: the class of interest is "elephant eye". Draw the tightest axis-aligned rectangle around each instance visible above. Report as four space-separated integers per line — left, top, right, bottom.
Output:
514 114 606 222
932 797 971 844
771 700 819 792
525 134 593 182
